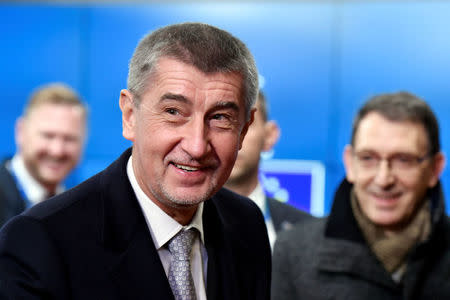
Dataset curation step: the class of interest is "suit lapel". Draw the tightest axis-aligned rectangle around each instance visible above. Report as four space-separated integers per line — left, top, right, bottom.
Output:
0 159 26 224
99 149 174 300
108 224 174 300
203 198 240 300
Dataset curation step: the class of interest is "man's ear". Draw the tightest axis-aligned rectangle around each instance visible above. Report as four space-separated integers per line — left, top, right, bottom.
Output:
119 89 136 142
239 108 256 150
343 145 355 183
427 152 446 187
262 120 280 152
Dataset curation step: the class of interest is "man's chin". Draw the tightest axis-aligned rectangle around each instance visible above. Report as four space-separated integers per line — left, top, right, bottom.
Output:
369 211 405 228
38 172 67 187
164 187 214 207
161 197 204 211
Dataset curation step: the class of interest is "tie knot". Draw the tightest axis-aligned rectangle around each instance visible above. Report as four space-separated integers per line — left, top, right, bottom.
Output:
168 229 196 261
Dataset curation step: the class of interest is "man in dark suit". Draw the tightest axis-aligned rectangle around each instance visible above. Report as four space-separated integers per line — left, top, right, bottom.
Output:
225 90 310 249
0 83 87 227
0 23 271 299
272 92 450 299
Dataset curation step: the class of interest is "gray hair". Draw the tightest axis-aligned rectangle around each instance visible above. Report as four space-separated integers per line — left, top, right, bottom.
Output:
351 91 440 155
127 22 258 120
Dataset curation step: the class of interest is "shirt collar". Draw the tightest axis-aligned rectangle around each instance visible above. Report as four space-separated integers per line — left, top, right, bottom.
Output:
10 154 64 204
248 182 267 215
126 156 205 250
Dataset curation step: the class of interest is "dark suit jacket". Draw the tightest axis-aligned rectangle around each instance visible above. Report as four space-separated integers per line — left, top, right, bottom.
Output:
268 197 311 233
0 149 271 299
0 159 26 228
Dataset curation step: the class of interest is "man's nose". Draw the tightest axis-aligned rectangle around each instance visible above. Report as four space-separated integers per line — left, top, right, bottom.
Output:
48 137 66 156
373 159 395 187
180 118 211 159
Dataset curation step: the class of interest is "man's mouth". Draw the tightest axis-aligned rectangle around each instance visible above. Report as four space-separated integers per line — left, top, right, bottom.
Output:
371 191 402 202
42 157 68 168
173 163 200 172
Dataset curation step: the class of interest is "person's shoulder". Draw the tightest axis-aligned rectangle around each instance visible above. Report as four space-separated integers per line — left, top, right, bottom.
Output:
0 158 13 184
440 214 450 244
0 158 18 194
0 170 106 258
23 170 104 223
272 216 326 279
209 188 267 232
268 197 312 219
276 215 326 247
0 158 9 168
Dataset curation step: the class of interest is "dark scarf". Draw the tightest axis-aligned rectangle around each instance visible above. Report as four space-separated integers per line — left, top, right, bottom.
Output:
351 190 430 277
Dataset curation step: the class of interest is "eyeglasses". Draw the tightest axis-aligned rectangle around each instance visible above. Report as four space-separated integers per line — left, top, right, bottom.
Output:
353 151 431 172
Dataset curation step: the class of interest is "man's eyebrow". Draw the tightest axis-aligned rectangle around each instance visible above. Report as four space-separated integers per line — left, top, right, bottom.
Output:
213 101 240 112
159 93 189 103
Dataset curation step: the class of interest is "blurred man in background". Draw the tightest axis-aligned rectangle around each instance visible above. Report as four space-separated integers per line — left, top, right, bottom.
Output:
225 90 310 249
0 83 87 227
272 92 450 299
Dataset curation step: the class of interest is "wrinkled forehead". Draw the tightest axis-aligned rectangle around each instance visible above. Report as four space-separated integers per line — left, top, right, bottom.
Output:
148 57 244 96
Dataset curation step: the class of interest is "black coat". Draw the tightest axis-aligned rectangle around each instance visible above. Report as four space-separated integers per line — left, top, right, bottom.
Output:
268 197 312 232
0 159 26 228
272 179 450 300
0 148 271 299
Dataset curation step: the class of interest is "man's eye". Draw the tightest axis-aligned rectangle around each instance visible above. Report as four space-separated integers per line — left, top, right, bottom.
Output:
165 108 179 115
64 136 79 143
41 132 54 140
360 155 375 161
393 155 416 168
396 155 414 163
210 113 236 129
212 114 226 120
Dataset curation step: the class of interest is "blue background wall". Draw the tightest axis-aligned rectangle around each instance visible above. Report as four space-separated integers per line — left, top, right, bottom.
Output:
1 2 450 214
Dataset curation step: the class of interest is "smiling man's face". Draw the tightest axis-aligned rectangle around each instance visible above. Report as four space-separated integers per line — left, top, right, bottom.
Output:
17 103 86 192
344 112 444 231
120 57 252 220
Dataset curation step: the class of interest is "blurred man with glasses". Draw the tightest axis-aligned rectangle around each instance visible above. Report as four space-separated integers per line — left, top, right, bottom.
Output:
272 92 450 299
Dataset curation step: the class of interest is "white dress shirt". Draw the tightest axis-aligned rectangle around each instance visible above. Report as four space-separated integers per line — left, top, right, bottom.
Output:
126 157 208 300
248 183 277 250
9 154 63 206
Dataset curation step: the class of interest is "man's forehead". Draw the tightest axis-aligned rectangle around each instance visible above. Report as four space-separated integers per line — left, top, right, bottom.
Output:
148 61 242 95
354 113 428 152
153 57 240 81
26 103 85 125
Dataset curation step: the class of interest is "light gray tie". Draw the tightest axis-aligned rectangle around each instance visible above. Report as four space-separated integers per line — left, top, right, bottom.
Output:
167 229 197 300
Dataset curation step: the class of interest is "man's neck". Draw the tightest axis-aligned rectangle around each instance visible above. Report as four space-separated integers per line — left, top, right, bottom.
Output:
225 176 258 197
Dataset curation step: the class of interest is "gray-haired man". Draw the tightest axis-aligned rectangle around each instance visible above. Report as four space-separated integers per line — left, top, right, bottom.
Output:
0 23 271 299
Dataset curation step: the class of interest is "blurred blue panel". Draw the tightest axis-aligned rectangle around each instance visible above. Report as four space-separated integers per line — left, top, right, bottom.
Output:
261 159 326 216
